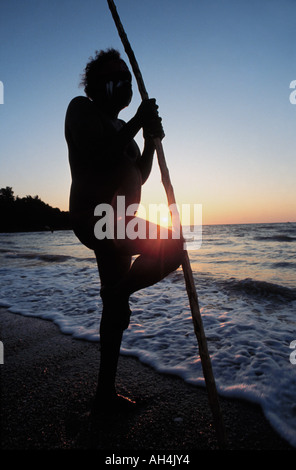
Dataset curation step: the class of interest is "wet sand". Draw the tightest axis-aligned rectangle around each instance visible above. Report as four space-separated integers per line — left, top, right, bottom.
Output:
0 307 293 456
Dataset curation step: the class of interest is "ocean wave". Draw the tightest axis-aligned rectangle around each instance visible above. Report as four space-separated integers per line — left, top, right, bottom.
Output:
2 251 72 263
219 277 296 301
0 249 98 264
254 235 296 242
271 261 296 270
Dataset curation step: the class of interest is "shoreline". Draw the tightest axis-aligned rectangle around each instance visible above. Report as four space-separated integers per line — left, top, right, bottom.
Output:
0 307 293 452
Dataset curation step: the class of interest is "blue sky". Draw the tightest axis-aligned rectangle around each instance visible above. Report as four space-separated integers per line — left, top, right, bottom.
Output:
0 0 295 224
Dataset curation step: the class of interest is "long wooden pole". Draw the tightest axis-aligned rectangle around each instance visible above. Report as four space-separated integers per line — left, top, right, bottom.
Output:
107 0 226 449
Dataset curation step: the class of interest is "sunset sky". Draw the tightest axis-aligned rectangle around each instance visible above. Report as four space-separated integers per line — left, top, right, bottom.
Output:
0 0 295 225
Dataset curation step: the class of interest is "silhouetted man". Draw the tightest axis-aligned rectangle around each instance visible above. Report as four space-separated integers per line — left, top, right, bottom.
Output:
65 49 183 413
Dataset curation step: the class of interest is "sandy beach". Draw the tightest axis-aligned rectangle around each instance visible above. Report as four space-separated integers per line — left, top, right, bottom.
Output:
0 307 293 456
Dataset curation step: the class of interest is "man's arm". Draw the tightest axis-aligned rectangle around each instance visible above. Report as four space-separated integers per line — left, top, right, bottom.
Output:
65 97 141 164
137 102 165 184
112 99 162 156
65 96 163 171
65 97 104 159
138 134 155 184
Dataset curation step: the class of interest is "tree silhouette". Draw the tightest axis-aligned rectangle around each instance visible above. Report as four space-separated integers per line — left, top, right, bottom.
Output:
0 187 71 232
0 186 14 201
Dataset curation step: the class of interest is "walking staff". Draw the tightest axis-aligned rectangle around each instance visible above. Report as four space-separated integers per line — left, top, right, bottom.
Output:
106 0 227 449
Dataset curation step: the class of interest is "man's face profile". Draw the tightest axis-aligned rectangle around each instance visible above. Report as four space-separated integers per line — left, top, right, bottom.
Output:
97 59 133 110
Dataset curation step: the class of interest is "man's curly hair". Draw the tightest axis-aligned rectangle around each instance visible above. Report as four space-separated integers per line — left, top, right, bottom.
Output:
80 48 122 100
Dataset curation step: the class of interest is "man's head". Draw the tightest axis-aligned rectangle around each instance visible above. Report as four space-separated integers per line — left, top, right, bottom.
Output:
81 49 132 111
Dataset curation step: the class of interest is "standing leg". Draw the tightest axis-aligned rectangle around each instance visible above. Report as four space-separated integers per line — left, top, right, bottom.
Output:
93 251 133 412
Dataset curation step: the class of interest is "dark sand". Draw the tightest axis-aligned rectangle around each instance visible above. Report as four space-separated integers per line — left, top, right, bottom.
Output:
0 307 293 457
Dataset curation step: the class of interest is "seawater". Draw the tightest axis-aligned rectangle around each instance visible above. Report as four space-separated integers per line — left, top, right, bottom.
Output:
0 222 296 447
